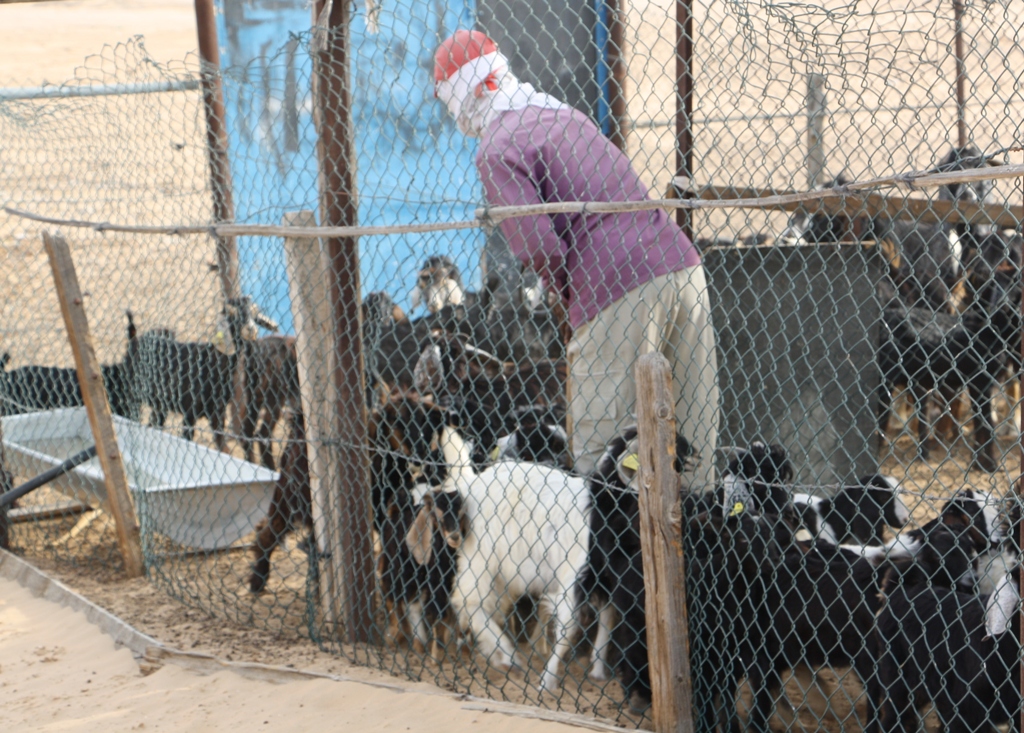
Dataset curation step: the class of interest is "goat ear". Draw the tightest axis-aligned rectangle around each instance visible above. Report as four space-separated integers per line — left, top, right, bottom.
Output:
405 504 436 565
413 344 445 396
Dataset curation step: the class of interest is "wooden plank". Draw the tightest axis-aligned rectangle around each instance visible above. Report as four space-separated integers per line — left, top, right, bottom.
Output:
282 210 345 639
678 184 1023 230
635 352 694 733
42 231 145 578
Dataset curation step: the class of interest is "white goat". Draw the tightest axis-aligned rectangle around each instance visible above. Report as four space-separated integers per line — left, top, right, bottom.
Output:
435 423 590 692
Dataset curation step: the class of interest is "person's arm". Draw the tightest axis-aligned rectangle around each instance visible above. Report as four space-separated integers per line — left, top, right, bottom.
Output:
479 148 567 291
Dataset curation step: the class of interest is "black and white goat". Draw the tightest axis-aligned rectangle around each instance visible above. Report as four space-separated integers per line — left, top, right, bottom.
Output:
378 485 467 660
390 360 590 692
747 507 990 733
575 425 695 705
791 474 909 546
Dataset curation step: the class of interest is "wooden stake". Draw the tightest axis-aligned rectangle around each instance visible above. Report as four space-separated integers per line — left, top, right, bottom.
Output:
282 210 346 639
635 352 694 733
42 231 145 578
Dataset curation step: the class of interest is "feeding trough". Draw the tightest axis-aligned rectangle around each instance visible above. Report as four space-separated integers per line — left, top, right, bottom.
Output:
1 407 278 550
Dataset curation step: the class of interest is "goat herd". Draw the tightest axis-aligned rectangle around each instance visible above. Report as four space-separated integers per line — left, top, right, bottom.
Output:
0 145 1021 731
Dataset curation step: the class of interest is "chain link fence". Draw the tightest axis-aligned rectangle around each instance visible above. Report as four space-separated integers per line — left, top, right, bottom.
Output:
1 0 1023 729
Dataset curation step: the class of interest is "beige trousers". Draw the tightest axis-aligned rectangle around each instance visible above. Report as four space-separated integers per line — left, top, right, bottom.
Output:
567 265 720 490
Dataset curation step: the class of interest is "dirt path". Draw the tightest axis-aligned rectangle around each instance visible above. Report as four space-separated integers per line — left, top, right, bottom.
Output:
0 574 594 733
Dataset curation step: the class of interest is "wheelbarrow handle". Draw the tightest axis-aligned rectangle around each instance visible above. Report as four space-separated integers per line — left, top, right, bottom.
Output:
0 445 98 509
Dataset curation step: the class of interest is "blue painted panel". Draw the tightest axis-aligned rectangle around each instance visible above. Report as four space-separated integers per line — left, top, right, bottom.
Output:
214 0 482 333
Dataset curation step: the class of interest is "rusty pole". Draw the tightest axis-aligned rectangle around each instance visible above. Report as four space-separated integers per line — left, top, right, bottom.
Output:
952 0 968 149
194 0 240 299
1018 159 1023 733
607 0 629 152
194 0 245 443
312 0 375 645
675 0 694 240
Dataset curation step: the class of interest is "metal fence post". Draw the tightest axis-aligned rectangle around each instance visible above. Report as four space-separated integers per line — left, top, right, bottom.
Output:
313 0 375 645
636 352 695 733
806 73 827 191
194 0 240 300
607 0 629 152
675 0 694 239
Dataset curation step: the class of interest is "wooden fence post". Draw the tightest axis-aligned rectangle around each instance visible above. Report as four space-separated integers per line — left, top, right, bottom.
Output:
42 231 146 578
635 352 694 733
313 0 375 644
282 209 346 638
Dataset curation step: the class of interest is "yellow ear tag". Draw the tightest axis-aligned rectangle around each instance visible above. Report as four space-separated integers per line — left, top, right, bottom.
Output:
621 453 640 471
489 445 500 461
729 501 745 517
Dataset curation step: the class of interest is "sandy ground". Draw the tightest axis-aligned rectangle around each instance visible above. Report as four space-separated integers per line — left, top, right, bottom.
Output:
0 0 1021 731
0 573 593 733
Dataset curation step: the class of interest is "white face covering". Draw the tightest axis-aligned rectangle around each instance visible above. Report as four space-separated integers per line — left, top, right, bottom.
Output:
435 51 567 137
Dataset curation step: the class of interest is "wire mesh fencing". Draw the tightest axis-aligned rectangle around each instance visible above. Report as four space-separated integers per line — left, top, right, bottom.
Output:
0 0 1022 729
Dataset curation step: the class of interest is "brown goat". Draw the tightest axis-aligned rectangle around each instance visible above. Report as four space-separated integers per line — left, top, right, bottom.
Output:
249 409 311 593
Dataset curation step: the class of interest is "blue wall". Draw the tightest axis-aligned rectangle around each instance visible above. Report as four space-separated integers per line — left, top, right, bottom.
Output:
214 0 483 333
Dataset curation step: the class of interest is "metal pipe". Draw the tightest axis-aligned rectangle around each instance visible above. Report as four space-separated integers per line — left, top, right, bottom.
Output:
0 446 98 509
953 0 968 149
194 0 240 300
607 0 629 152
675 0 694 238
313 0 375 645
0 79 200 102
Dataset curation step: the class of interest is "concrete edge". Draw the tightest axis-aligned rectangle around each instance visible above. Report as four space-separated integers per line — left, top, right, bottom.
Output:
0 549 627 733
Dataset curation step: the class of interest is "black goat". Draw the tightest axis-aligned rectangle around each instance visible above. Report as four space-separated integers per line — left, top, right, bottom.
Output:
0 314 140 419
127 298 274 449
685 506 795 732
877 231 1021 472
877 560 1019 733
240 334 299 470
746 508 986 733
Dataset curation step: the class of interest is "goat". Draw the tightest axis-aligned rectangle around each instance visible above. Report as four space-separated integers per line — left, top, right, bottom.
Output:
410 255 566 363
746 507 986 733
127 298 274 449
249 409 311 593
388 388 590 692
575 425 694 706
0 312 142 419
378 487 467 660
685 505 795 732
791 474 909 546
877 558 1019 733
877 261 1020 472
494 405 570 469
240 334 300 470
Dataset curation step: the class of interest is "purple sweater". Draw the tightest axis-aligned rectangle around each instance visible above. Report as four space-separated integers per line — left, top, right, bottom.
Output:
477 106 700 328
